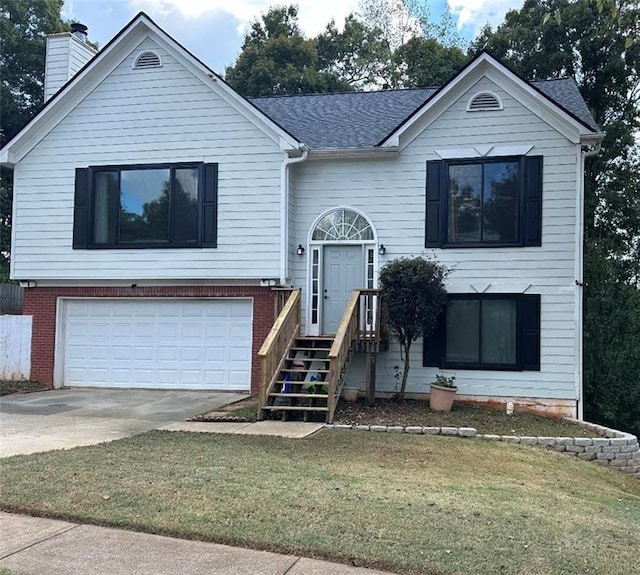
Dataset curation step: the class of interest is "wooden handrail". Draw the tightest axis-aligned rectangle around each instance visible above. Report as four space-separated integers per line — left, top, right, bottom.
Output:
257 289 301 418
325 289 382 422
327 290 362 423
357 288 382 352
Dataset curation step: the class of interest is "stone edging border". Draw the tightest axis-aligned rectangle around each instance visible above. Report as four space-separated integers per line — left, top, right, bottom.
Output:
325 420 640 478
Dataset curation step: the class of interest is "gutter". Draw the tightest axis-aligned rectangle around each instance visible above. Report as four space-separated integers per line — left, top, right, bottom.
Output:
575 139 602 420
280 147 309 285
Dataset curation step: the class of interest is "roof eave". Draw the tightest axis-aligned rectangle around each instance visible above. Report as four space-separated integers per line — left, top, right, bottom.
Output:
580 131 606 145
307 146 399 160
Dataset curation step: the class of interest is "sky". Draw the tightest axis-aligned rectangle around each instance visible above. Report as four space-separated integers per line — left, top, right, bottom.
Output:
62 0 526 74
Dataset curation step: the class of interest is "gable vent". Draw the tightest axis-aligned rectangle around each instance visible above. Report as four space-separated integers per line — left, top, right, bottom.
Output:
133 51 162 69
467 92 503 112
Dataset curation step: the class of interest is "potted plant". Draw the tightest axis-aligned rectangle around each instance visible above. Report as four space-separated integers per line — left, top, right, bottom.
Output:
429 374 457 412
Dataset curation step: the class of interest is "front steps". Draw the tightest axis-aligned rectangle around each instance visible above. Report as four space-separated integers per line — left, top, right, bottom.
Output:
261 336 334 422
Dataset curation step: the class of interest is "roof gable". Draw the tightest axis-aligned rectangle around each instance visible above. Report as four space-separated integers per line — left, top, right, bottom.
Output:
0 12 302 167
378 51 601 149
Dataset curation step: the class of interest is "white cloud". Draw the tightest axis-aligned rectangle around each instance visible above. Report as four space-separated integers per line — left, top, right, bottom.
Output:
130 0 360 36
447 0 524 33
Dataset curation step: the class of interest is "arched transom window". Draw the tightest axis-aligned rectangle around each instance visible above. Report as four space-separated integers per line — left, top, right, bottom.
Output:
312 208 374 241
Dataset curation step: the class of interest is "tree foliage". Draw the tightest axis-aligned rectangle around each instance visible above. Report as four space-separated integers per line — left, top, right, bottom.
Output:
379 257 449 399
473 0 640 434
224 6 351 97
392 37 467 87
316 15 390 90
226 3 469 95
0 0 69 278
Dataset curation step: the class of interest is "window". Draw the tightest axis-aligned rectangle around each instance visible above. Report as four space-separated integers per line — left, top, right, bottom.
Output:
424 294 540 371
425 156 542 248
73 163 218 249
312 208 374 241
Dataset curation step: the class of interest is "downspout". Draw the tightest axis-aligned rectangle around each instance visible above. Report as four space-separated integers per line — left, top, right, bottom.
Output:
575 141 602 420
280 148 309 285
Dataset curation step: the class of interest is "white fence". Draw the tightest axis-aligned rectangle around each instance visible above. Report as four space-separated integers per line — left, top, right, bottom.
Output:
0 315 32 380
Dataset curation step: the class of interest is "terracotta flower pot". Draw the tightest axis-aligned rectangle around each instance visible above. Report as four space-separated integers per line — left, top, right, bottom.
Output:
429 384 457 412
342 387 359 402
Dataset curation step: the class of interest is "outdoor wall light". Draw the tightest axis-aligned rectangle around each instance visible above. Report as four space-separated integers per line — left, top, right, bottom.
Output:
378 244 386 256
297 244 305 256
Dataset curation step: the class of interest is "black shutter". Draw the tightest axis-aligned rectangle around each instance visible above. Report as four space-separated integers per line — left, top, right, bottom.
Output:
73 168 89 249
202 163 218 247
521 294 541 371
523 156 543 247
425 160 443 247
423 308 445 367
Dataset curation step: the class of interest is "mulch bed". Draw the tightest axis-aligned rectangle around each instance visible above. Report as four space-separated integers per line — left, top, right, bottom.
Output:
0 380 49 396
334 398 594 437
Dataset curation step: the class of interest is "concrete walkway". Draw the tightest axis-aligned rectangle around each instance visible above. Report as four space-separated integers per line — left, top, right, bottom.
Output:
159 420 325 438
0 512 394 575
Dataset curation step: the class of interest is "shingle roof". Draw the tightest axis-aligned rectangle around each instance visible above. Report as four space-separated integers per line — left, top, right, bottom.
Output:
250 78 598 149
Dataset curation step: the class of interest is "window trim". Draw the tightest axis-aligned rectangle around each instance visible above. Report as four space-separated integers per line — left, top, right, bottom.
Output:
424 293 541 372
443 294 523 371
442 155 526 249
424 154 544 249
85 162 206 250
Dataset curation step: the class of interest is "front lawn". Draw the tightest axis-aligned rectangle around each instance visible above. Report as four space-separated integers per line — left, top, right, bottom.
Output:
1 431 638 575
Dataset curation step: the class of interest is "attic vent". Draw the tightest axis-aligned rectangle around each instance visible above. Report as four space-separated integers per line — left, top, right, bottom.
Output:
133 51 162 69
467 91 503 112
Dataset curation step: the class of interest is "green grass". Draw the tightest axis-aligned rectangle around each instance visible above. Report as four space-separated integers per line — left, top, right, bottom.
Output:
223 403 258 420
1 431 638 575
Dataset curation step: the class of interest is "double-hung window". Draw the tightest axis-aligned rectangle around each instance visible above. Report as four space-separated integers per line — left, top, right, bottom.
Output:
424 294 541 371
73 162 218 249
426 155 542 248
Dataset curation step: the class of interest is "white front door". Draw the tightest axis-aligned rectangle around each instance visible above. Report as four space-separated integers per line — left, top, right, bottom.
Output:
322 245 364 334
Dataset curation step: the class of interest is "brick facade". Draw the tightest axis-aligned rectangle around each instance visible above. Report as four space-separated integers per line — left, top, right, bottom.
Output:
23 285 276 394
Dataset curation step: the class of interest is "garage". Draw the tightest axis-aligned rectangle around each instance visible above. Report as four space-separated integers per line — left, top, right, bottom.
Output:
60 298 252 390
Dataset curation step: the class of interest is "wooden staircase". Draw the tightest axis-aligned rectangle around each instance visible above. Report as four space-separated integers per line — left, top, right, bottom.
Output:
261 336 333 421
258 288 381 423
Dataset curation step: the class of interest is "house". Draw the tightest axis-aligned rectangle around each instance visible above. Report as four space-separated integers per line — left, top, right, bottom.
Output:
0 13 603 421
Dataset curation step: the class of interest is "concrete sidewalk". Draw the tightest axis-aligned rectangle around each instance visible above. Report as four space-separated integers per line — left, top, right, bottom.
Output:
0 512 394 575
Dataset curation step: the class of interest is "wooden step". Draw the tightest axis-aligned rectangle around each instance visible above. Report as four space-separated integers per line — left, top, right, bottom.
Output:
280 368 330 374
269 392 328 399
290 345 330 353
262 405 328 412
287 353 330 360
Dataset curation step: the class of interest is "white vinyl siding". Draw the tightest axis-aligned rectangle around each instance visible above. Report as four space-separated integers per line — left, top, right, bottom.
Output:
290 76 579 402
44 34 95 102
61 298 252 390
14 38 283 280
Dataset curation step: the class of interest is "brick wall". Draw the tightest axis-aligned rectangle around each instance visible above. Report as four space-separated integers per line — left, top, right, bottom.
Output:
23 285 276 393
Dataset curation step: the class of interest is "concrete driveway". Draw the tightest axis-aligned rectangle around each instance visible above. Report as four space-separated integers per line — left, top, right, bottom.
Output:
0 389 246 458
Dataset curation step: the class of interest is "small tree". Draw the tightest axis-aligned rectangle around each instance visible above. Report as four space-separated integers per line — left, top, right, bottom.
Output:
379 257 448 398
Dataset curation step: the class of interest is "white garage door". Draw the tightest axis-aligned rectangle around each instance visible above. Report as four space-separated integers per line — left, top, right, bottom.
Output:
62 299 252 390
